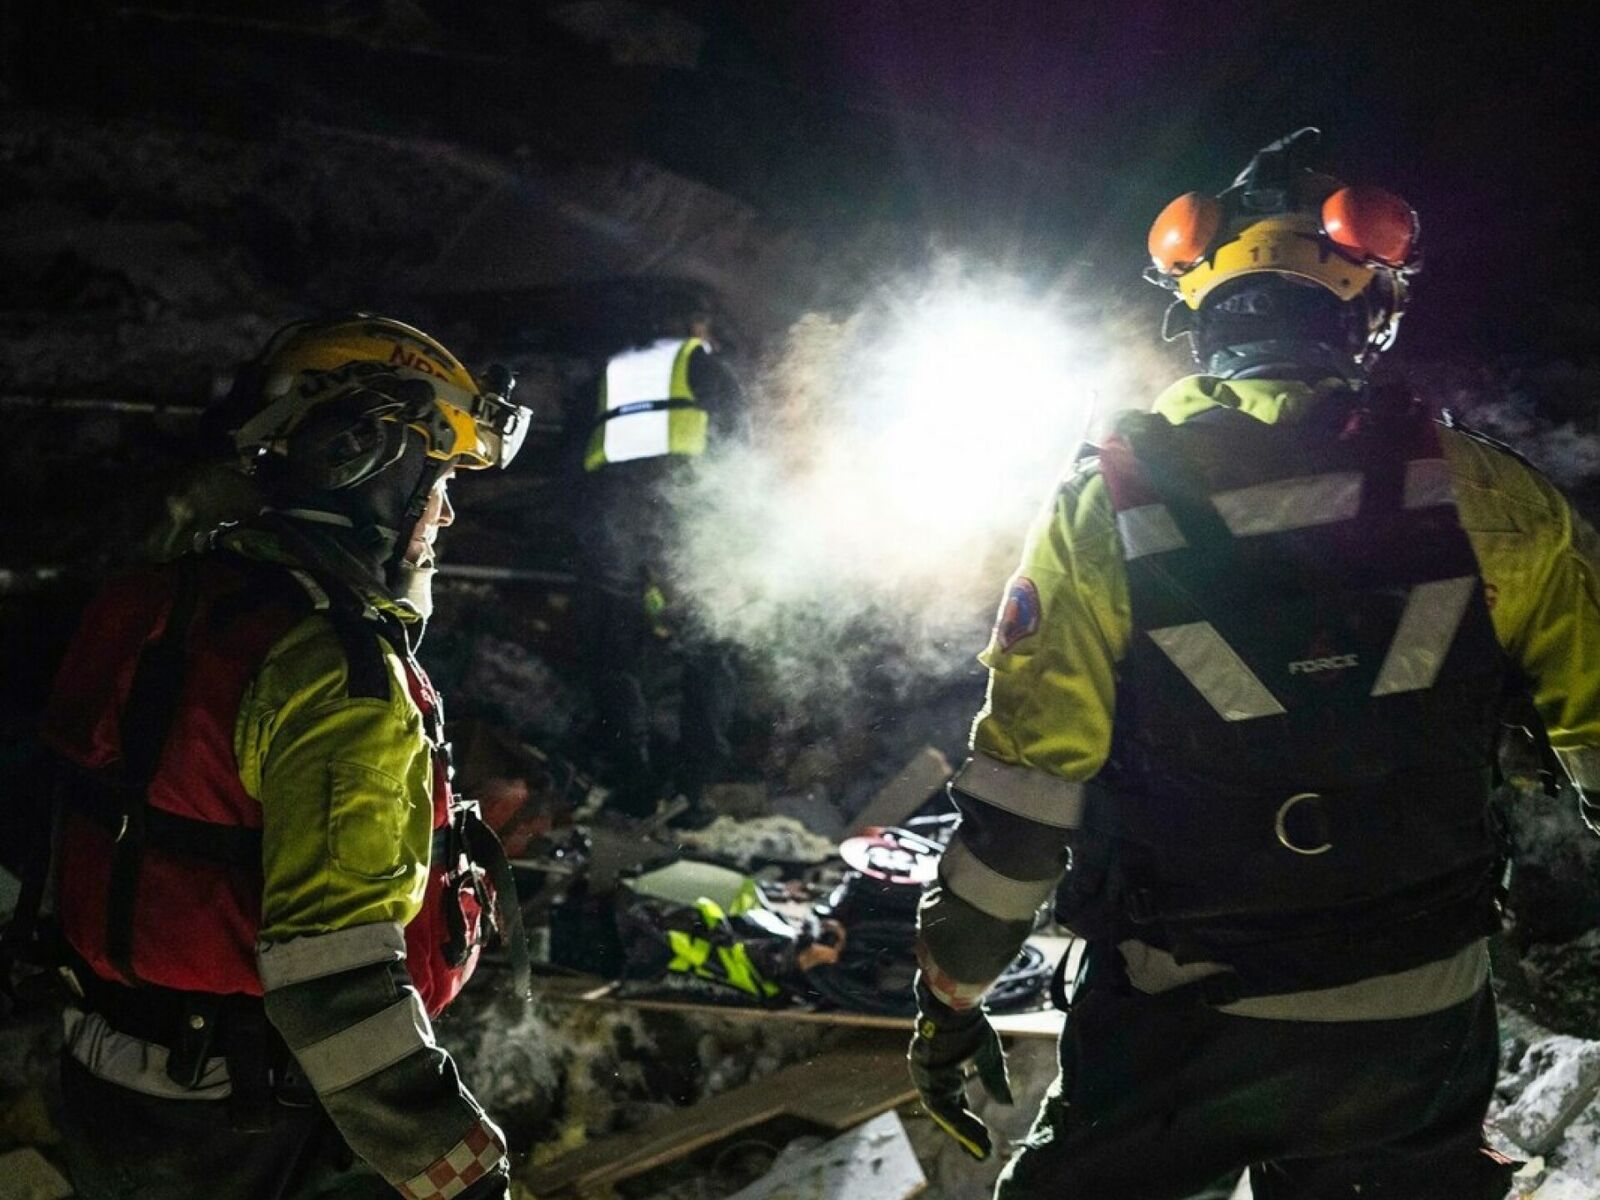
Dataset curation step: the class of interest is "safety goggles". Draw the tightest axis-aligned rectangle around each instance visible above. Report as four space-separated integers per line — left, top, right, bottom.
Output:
1148 184 1419 280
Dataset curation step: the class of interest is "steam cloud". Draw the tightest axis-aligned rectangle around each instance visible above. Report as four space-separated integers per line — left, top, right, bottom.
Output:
663 264 1169 712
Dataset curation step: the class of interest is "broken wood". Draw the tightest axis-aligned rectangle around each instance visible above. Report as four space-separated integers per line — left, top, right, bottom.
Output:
721 1111 925 1200
848 746 953 835
528 935 1072 1041
520 1034 917 1198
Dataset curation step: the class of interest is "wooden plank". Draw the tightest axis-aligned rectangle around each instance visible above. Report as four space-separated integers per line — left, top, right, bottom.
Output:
848 747 952 835
521 1035 915 1198
780 1039 919 1129
721 1111 925 1200
530 935 1073 1041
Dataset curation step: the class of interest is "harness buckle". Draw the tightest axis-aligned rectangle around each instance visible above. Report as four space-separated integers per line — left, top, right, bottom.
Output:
1275 792 1333 856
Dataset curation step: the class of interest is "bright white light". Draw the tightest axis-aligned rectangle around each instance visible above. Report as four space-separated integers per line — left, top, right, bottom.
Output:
861 284 1096 534
672 268 1115 683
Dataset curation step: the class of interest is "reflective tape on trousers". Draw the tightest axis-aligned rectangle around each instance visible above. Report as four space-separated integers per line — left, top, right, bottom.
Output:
939 837 1059 923
952 756 1086 829
1147 621 1288 721
1369 576 1476 696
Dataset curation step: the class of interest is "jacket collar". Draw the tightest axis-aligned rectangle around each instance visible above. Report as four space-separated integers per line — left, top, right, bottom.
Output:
218 514 422 625
1152 375 1358 427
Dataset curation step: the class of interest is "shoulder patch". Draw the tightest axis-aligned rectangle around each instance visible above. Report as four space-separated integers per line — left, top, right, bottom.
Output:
996 577 1042 652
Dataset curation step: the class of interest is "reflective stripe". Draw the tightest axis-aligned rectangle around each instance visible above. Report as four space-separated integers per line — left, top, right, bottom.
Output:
297 992 434 1096
598 337 702 465
1116 504 1188 559
1212 472 1363 536
1402 457 1454 509
1556 747 1600 791
1369 577 1477 696
257 923 406 992
939 838 1058 923
396 1118 506 1200
63 1008 231 1100
952 756 1086 829
1147 622 1287 721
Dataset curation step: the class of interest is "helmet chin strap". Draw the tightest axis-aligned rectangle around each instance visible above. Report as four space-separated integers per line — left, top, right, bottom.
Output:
384 458 444 596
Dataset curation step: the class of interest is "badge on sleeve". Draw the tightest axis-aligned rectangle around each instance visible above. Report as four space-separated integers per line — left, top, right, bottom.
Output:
996 576 1041 652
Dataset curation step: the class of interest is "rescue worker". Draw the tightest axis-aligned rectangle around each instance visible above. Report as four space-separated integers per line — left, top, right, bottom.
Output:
574 323 745 821
40 316 532 1199
909 128 1600 1198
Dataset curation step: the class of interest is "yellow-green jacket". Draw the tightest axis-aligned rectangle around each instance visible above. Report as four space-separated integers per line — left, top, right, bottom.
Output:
54 519 507 1194
916 376 1600 1022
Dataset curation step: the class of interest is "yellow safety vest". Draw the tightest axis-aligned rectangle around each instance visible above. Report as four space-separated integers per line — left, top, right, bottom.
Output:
584 337 710 471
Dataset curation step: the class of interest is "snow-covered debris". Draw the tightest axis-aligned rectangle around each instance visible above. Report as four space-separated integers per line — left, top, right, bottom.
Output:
673 815 837 867
1549 1092 1600 1191
1492 1034 1600 1155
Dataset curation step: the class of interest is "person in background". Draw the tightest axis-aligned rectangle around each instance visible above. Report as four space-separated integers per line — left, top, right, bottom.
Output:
574 316 746 824
909 129 1600 1198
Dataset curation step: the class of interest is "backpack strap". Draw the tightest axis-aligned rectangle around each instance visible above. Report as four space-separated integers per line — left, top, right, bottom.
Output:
105 556 205 985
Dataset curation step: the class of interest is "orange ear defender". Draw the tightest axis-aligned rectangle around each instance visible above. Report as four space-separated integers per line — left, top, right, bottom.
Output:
1148 192 1224 276
1320 185 1417 267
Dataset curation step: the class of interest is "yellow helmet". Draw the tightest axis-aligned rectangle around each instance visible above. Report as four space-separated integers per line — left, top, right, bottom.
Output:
1145 129 1420 366
232 315 530 478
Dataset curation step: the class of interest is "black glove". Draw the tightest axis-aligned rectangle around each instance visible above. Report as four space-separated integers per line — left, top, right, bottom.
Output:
458 1162 511 1200
908 975 1013 1161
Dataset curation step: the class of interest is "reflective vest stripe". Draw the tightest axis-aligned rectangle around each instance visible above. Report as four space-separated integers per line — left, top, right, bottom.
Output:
1147 621 1288 722
1211 472 1364 536
1117 504 1188 559
1369 576 1478 696
952 755 1086 829
257 923 407 992
585 338 708 469
1402 457 1454 509
939 838 1059 922
296 991 434 1095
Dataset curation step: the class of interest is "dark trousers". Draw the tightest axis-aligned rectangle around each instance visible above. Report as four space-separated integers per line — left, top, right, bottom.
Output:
576 464 734 816
996 959 1515 1200
57 1057 385 1200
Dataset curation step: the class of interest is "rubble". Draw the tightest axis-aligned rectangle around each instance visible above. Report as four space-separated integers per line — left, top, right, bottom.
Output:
672 816 837 869
1493 1034 1600 1157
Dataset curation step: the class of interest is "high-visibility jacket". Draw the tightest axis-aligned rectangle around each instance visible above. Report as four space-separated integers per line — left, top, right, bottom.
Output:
41 525 509 1195
583 337 710 471
915 376 1600 1022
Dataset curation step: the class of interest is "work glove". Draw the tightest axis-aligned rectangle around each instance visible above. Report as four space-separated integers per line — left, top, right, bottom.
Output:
908 976 1013 1161
457 1161 511 1199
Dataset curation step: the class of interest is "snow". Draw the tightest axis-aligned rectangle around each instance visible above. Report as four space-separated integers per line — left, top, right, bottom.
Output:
672 815 838 868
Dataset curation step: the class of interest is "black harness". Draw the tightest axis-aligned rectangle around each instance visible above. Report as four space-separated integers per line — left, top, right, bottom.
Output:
1087 397 1511 995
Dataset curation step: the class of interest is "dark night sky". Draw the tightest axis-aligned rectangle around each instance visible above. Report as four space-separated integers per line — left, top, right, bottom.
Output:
5 3 1598 360
723 3 1600 357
